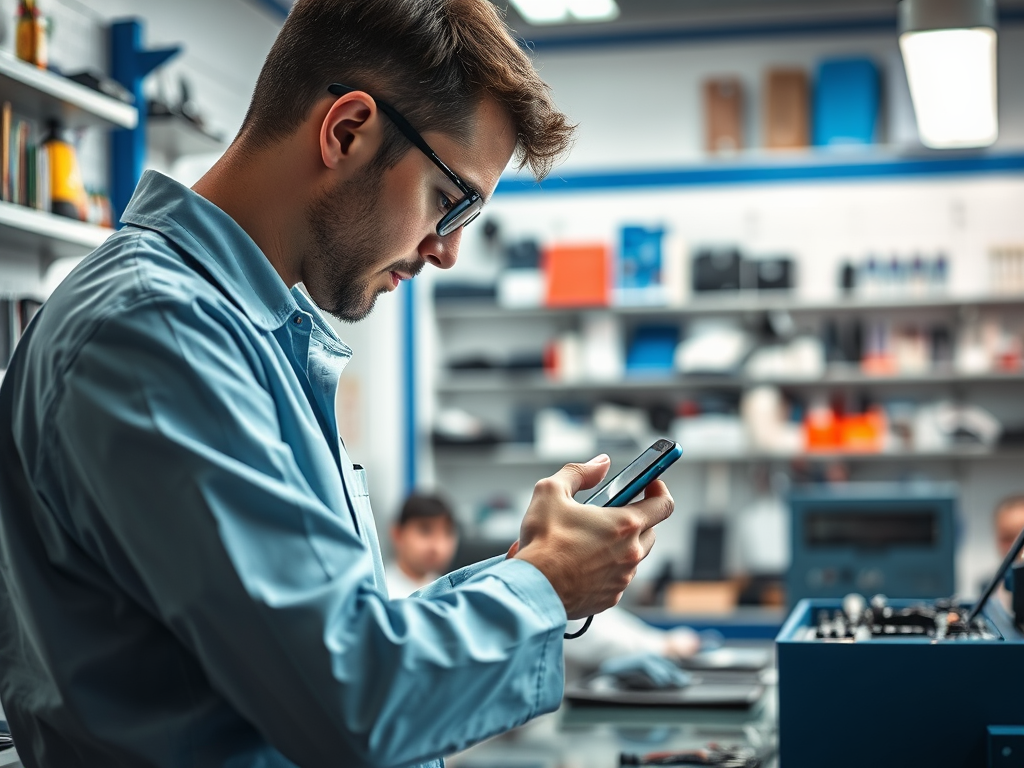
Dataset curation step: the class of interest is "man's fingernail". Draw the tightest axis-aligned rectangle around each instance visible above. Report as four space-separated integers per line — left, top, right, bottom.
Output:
590 454 610 464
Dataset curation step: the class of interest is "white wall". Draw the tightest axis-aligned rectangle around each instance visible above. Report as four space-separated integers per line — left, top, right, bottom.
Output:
432 21 1024 597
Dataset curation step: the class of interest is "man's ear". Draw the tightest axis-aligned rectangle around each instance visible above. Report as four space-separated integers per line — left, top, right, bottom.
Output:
390 524 402 547
319 91 382 172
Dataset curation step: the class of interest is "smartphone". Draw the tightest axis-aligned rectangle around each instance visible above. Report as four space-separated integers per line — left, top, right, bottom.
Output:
583 439 683 507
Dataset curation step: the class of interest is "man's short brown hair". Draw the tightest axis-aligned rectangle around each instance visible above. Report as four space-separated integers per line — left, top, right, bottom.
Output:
238 0 574 180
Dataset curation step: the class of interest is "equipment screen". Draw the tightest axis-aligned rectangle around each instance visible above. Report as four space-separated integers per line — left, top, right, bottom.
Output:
586 441 670 507
805 508 937 548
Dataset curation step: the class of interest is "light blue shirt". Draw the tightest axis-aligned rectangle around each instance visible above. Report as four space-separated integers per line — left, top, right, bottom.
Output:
0 171 566 768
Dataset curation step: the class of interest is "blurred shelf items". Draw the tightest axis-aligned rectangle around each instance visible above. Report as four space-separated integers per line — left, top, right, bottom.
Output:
431 219 1024 464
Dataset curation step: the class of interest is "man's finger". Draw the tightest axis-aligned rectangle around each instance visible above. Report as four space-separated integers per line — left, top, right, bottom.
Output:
548 454 610 496
627 480 674 530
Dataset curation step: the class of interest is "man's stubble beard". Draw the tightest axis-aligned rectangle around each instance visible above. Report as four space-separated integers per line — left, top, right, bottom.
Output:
304 167 389 323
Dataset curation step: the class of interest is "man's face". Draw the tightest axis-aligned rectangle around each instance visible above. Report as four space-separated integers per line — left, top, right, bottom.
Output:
997 504 1024 557
302 98 516 322
391 516 459 579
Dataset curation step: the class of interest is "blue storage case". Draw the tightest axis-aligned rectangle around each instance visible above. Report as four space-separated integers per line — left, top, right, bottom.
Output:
777 598 1024 768
813 57 879 147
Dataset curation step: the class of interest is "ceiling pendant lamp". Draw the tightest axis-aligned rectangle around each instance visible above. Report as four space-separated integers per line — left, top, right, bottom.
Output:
898 0 999 149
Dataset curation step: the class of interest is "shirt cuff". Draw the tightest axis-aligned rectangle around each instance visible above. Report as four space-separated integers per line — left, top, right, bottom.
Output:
467 558 568 630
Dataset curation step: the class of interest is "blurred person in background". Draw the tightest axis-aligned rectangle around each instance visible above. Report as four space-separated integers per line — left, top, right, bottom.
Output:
993 494 1024 608
387 493 460 598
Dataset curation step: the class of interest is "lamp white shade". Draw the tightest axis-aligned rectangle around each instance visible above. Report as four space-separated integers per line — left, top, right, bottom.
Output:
509 0 568 24
510 0 619 25
899 26 998 148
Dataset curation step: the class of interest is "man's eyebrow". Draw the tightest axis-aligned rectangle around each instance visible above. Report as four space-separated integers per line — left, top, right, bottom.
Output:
436 164 489 202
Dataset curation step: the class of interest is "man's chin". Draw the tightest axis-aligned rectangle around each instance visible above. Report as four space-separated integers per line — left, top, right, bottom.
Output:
323 286 388 324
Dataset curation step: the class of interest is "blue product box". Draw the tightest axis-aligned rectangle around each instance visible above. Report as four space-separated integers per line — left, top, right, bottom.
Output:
625 325 678 375
777 598 1024 768
617 226 666 306
813 57 879 147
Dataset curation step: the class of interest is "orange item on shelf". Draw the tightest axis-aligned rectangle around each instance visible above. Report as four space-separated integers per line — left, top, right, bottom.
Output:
839 408 886 453
543 243 610 308
804 405 841 451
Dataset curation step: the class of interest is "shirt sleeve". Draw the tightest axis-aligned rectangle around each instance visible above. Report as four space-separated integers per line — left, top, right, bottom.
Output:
49 295 566 768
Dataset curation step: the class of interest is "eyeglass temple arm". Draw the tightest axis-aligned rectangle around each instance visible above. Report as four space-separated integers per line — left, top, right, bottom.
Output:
327 83 472 195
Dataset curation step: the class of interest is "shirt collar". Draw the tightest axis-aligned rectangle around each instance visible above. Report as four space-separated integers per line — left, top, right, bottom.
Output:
121 170 298 332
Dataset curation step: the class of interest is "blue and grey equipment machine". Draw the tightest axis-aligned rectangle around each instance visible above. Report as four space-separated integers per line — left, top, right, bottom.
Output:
778 497 1024 768
786 483 957 605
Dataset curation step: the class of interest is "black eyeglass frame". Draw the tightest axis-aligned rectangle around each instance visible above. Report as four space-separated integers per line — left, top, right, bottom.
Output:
327 82 483 237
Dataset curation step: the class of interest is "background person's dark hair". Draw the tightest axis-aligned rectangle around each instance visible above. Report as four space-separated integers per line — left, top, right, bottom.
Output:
238 0 574 179
397 492 457 529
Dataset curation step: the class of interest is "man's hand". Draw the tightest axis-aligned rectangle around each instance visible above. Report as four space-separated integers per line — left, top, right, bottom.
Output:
512 455 674 620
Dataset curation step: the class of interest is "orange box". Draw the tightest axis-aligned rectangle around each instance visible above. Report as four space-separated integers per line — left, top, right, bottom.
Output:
543 243 610 308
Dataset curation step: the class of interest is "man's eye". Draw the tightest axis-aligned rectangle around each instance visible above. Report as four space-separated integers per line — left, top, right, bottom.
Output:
439 192 454 213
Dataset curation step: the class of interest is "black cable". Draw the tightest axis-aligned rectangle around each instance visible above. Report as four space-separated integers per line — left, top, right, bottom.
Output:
564 615 593 639
966 523 1024 625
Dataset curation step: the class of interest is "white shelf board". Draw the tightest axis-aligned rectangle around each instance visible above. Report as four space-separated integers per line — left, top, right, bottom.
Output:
434 444 1024 466
0 54 137 130
0 200 113 263
147 116 226 161
437 370 1024 394
434 294 1024 321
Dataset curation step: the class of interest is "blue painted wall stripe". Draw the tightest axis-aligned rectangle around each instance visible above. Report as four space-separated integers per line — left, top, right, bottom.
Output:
495 153 1024 195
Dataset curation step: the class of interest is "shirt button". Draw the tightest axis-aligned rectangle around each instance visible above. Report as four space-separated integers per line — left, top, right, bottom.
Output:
294 316 303 325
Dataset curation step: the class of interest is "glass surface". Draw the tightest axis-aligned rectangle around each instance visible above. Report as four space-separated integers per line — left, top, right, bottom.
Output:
805 509 937 547
585 441 671 507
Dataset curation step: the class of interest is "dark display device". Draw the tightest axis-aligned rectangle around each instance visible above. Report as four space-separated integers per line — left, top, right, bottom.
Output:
584 439 683 507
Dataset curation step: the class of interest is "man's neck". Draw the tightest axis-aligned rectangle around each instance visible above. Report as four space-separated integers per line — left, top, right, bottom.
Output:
192 142 307 288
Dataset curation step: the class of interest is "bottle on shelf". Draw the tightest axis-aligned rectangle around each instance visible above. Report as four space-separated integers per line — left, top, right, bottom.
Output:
15 0 48 70
41 120 88 221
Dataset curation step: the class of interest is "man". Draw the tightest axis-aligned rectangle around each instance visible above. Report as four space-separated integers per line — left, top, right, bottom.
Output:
387 494 460 599
0 1 674 767
993 495 1024 608
995 495 1024 560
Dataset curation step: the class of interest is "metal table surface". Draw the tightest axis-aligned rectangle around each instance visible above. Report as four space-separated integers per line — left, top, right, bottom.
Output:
448 655 778 768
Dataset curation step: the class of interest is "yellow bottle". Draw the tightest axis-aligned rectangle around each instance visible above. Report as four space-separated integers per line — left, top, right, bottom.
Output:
43 122 87 221
15 0 47 70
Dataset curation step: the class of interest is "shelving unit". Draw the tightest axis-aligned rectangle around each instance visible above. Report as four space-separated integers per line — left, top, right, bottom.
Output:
0 200 114 267
434 444 1024 466
438 370 1024 395
146 115 225 162
434 293 1024 321
0 53 137 130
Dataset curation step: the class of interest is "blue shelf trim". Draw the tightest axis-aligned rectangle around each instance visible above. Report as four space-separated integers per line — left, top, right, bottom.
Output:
520 8 1024 52
403 279 417 495
110 19 181 222
494 152 1024 195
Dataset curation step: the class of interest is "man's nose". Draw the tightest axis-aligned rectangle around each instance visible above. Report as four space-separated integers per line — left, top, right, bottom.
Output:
419 229 461 270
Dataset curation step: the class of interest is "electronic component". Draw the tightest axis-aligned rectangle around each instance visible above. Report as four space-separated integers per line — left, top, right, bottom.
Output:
786 484 956 605
778 589 1024 767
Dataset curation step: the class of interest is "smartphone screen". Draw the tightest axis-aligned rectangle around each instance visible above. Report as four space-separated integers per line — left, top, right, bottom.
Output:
584 439 680 507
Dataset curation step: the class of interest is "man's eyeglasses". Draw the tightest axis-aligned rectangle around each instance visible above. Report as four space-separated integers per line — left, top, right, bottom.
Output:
327 83 484 238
